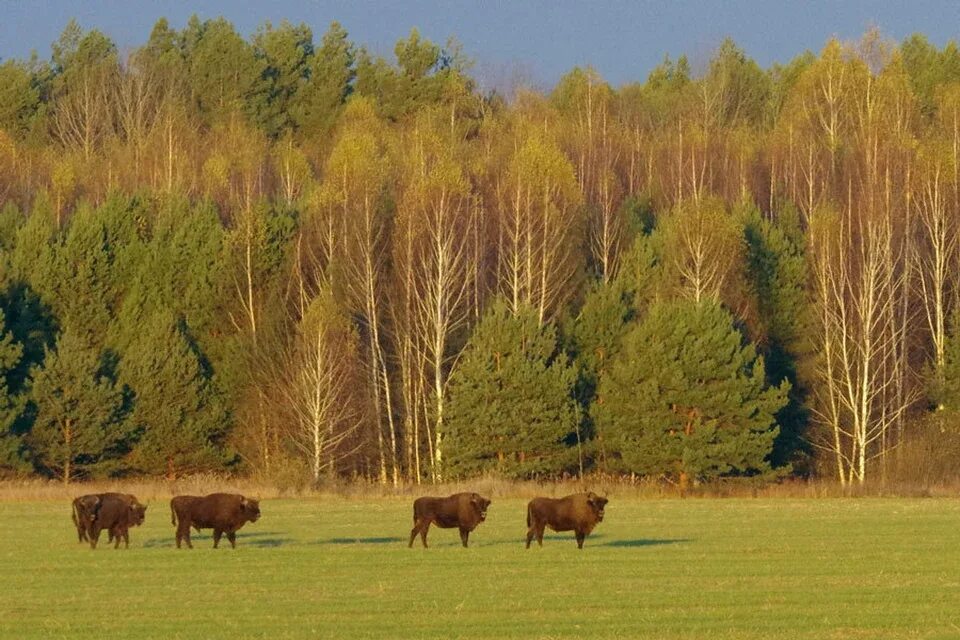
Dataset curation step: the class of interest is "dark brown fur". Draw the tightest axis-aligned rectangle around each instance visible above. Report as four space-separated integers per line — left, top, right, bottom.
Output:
87 493 147 549
71 494 102 543
526 492 608 549
170 493 261 549
408 492 491 548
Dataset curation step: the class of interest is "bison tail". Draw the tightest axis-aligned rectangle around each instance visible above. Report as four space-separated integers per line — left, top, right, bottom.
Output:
170 503 177 527
526 505 531 528
71 501 79 528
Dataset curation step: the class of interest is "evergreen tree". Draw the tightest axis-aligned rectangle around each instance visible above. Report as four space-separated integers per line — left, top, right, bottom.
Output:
47 197 146 350
0 59 40 139
252 20 313 137
120 310 231 478
595 299 788 489
563 279 632 469
742 205 811 468
445 301 579 479
0 309 27 473
934 308 960 415
184 17 264 125
291 21 354 138
28 330 127 482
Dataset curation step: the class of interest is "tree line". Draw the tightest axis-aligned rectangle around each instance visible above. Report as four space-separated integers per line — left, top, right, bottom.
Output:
2 18 960 486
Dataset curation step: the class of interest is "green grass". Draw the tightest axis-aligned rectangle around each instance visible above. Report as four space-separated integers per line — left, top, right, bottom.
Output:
1 497 959 639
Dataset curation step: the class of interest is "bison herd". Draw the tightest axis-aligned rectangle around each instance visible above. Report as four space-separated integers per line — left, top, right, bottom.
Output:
69 490 609 550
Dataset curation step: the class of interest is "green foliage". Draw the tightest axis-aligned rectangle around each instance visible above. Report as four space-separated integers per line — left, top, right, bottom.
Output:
0 309 27 473
742 204 811 469
27 329 127 481
355 28 466 121
901 34 960 118
253 21 313 137
595 299 788 482
47 196 147 349
184 17 264 124
445 301 579 479
51 19 117 83
120 310 231 477
704 38 771 127
935 308 960 413
0 60 40 139
291 21 355 138
114 199 227 356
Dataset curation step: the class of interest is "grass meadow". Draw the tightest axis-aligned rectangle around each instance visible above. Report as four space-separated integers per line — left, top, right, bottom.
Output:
1 495 959 639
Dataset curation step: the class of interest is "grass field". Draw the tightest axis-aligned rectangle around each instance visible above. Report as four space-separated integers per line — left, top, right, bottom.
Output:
1 496 959 639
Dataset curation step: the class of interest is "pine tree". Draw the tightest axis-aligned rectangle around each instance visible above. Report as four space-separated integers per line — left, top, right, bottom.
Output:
742 205 811 468
0 60 40 139
121 310 231 478
291 21 355 139
563 279 632 470
0 309 27 473
28 330 127 482
595 299 788 490
253 20 313 137
445 301 579 479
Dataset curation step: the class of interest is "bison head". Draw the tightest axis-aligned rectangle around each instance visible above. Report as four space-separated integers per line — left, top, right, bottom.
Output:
470 494 491 521
129 502 147 526
240 497 261 522
78 495 101 524
587 493 608 521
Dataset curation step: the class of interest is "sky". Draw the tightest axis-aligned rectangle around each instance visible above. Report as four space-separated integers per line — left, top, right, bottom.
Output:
1 0 959 90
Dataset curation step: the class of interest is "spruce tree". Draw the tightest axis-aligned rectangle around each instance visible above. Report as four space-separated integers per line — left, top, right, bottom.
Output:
121 310 230 478
445 301 579 479
28 330 127 482
595 299 788 489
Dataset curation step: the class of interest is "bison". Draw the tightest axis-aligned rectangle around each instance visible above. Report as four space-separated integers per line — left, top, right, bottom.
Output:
170 493 261 549
409 492 491 548
87 493 147 549
71 494 102 543
526 492 608 549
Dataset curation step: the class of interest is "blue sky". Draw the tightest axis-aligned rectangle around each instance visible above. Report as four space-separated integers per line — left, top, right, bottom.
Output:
1 0 959 89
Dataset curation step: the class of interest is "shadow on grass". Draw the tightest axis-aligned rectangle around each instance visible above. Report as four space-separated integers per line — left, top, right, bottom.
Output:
599 538 693 548
315 536 405 545
483 533 607 547
141 531 291 549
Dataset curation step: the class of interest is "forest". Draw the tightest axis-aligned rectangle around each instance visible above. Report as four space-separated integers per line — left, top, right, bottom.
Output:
1 17 960 487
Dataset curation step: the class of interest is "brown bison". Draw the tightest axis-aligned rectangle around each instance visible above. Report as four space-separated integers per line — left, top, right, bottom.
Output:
87 493 148 549
526 492 608 549
409 492 491 548
71 494 102 543
170 493 261 549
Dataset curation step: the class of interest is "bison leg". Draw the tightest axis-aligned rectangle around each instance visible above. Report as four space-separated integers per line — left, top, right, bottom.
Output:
409 519 431 548
176 522 192 549
459 527 470 548
213 529 223 548
89 527 101 550
226 531 236 548
525 522 539 549
575 530 585 549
